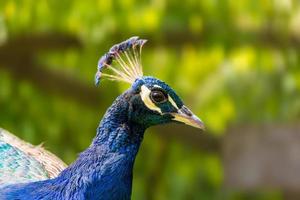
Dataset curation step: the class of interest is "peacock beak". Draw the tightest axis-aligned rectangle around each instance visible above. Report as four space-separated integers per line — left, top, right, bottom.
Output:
170 105 205 130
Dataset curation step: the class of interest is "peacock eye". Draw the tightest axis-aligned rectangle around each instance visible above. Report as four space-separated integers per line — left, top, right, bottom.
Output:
150 89 167 104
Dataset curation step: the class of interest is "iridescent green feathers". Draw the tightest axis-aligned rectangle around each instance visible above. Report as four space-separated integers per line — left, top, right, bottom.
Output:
0 141 48 184
0 128 67 184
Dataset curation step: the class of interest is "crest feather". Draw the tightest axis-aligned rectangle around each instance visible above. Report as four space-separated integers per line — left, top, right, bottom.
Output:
95 36 147 85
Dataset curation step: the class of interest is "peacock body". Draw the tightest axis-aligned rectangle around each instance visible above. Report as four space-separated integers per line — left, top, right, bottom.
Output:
0 37 204 200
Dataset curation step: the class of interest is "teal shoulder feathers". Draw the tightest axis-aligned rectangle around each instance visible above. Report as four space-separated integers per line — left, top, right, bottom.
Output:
0 128 67 185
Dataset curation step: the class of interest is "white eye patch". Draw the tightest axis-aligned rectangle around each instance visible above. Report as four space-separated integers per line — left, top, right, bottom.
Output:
153 84 162 88
140 85 162 114
140 85 180 114
168 95 179 110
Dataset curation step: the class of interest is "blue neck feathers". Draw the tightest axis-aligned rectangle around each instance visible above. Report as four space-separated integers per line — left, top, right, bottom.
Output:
93 90 146 153
2 90 147 200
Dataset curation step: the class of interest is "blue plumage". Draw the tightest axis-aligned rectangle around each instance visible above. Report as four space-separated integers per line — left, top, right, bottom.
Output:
0 38 204 199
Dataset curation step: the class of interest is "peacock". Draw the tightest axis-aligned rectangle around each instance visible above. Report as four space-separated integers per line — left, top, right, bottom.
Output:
0 37 204 200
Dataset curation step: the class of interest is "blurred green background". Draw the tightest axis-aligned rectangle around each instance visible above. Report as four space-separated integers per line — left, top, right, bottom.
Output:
0 0 300 199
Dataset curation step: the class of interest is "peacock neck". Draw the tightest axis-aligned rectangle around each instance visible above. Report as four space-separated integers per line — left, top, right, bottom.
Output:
51 91 146 199
92 91 146 153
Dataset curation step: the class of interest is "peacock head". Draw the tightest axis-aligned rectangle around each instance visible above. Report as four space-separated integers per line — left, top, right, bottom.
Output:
95 37 204 130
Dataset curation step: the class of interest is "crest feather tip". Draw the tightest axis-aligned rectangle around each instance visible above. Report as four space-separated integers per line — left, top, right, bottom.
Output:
95 72 101 86
95 36 147 85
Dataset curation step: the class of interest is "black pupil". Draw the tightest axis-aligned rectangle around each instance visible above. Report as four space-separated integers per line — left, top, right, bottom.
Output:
151 90 166 103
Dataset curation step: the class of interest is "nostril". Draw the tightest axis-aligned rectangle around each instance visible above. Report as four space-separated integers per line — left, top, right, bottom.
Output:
181 105 193 116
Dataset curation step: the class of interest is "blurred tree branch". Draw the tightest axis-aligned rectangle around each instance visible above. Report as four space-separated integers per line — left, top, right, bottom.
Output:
0 33 104 107
114 27 300 49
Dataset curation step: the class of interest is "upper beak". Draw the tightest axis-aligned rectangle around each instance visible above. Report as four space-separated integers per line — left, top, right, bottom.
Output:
170 105 205 130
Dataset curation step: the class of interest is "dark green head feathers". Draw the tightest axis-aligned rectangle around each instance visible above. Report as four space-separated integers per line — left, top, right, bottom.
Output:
95 36 204 130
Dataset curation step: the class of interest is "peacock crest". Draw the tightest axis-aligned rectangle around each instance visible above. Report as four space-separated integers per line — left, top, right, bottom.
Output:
95 36 147 85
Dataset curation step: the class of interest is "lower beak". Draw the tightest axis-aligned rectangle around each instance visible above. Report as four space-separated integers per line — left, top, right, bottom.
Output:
170 106 205 130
